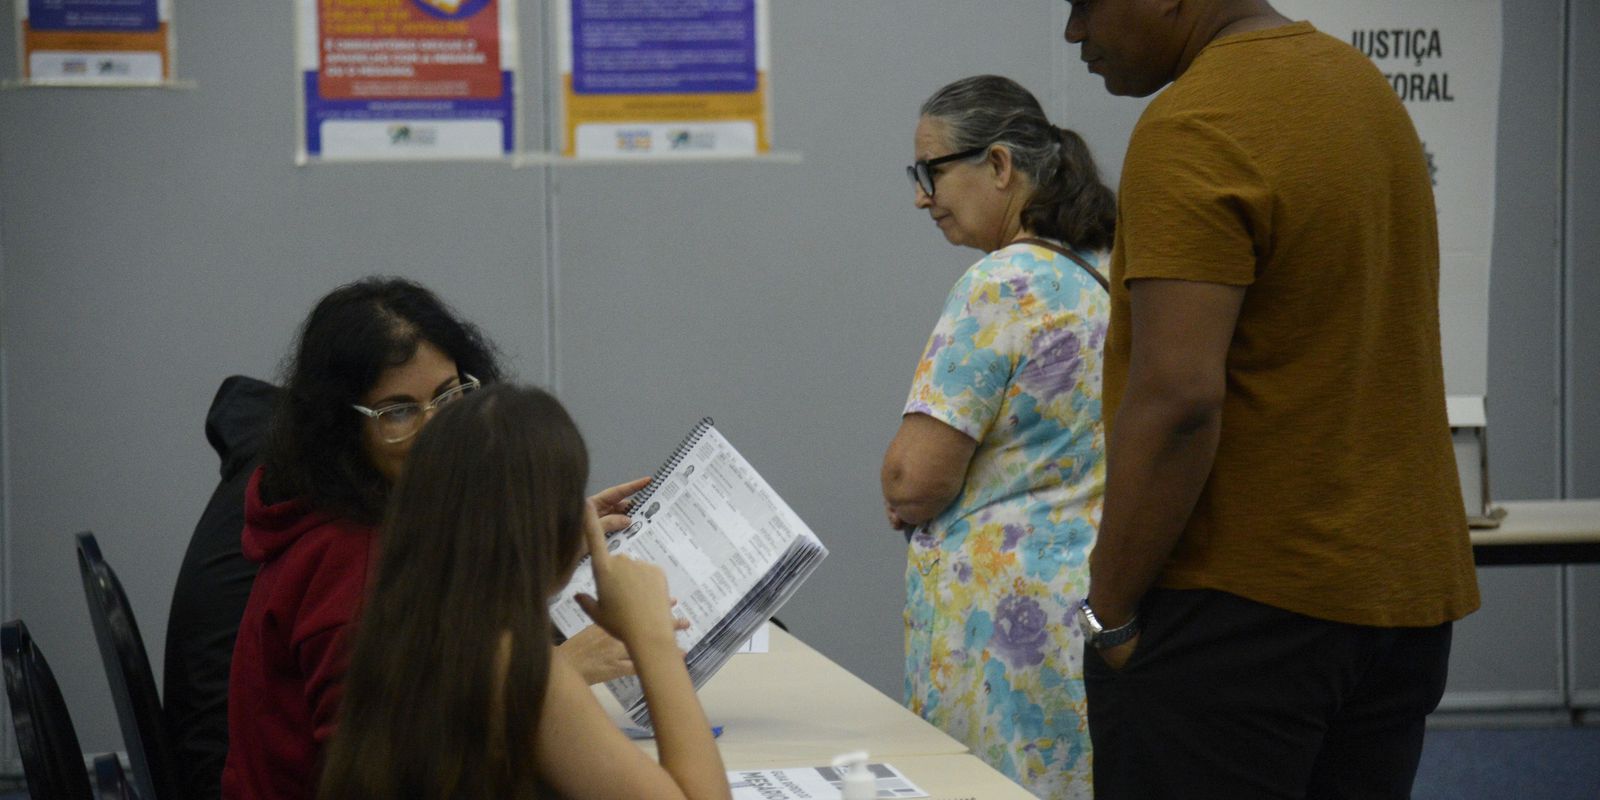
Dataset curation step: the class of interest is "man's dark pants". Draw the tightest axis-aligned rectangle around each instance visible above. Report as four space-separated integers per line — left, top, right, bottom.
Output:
1085 588 1453 799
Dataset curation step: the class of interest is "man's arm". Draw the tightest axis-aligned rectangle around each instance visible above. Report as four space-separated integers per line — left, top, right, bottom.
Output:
1090 278 1244 665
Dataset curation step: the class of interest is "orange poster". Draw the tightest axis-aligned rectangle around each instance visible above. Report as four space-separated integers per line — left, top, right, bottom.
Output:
299 0 518 161
317 0 502 100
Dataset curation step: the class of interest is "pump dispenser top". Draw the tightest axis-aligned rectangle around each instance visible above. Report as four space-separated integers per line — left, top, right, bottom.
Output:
831 750 874 800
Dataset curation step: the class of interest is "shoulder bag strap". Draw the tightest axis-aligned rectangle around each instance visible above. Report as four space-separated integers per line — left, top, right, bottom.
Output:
1013 237 1110 291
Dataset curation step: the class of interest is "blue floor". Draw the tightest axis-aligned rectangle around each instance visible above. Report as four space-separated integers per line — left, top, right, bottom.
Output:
4 726 1597 798
1414 726 1600 800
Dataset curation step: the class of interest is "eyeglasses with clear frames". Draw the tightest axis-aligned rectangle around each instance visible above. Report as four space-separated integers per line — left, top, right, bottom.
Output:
352 374 480 444
905 144 991 197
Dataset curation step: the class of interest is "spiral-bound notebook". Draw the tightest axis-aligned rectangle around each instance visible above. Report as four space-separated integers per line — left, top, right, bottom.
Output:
548 418 829 726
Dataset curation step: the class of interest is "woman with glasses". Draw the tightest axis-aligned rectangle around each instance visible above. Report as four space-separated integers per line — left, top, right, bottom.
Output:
881 75 1115 800
223 277 647 800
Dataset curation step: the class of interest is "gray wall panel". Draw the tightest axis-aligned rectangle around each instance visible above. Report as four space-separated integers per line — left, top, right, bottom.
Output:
1440 567 1564 708
0 2 552 755
1440 0 1571 710
555 0 1076 701
1565 0 1600 705
1 155 12 772
1571 567 1600 706
1486 0 1564 500
1568 0 1600 498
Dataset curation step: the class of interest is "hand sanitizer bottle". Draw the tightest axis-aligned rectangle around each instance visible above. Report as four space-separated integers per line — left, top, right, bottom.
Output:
831 750 874 800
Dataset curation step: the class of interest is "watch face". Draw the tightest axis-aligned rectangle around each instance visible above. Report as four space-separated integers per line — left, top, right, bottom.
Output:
1076 602 1100 639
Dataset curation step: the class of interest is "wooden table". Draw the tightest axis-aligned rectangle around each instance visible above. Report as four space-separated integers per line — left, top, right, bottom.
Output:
604 628 1036 797
1470 499 1600 565
858 755 1037 800
607 628 968 764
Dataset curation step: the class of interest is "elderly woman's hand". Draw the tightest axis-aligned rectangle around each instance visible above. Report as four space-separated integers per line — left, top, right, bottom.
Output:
885 502 912 531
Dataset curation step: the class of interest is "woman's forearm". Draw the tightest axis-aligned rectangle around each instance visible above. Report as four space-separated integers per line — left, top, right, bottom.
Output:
630 635 731 800
880 414 978 528
881 465 961 525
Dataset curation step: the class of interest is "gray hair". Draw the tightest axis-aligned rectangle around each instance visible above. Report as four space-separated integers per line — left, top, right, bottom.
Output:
920 75 1115 251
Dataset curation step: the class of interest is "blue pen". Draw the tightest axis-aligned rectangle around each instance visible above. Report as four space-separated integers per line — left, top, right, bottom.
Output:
622 724 724 739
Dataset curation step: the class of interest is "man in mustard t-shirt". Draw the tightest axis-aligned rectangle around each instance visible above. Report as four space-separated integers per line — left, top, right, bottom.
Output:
1062 1 1480 797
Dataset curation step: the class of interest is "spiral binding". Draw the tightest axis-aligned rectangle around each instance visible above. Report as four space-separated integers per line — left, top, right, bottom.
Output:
628 417 714 509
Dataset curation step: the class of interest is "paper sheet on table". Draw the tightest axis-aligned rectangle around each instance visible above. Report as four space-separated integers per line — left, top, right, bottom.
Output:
728 762 928 799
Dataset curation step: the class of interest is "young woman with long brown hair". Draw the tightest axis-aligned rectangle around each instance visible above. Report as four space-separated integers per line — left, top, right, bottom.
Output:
319 384 730 800
222 278 648 800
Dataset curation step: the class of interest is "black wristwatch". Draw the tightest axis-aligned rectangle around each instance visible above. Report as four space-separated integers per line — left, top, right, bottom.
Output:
1076 599 1140 649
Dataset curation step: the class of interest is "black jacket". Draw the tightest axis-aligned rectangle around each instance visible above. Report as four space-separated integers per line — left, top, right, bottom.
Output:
162 376 277 800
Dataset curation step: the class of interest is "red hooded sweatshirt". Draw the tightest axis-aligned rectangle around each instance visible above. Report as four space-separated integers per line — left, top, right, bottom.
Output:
221 468 376 800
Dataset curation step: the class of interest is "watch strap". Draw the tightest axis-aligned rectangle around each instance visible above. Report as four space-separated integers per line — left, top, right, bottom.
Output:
1079 599 1141 649
1093 615 1140 648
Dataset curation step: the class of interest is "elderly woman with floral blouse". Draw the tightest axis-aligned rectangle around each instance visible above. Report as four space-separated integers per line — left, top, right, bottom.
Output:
881 75 1116 800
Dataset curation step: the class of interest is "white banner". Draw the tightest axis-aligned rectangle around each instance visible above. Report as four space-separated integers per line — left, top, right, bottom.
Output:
1275 1 1502 396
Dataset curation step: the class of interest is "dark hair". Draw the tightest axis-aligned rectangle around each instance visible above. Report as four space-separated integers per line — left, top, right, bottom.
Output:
260 276 504 523
318 384 590 800
921 75 1116 251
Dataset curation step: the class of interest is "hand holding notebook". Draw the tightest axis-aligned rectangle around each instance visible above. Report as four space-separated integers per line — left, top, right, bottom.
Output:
550 419 829 726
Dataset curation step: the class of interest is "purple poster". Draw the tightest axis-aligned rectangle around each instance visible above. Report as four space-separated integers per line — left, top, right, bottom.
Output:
571 0 757 95
27 0 159 32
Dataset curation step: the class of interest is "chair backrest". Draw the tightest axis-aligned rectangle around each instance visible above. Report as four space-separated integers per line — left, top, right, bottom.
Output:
94 753 135 800
2 619 94 800
76 532 184 800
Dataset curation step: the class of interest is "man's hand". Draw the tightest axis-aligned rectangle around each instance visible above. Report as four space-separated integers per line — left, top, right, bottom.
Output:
1097 632 1141 671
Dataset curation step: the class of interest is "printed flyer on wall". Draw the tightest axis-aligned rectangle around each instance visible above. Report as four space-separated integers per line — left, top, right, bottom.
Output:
18 0 173 85
557 0 772 158
1275 0 1501 396
296 0 519 162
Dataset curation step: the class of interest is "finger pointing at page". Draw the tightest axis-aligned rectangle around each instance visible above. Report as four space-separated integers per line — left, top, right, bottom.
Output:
576 501 676 648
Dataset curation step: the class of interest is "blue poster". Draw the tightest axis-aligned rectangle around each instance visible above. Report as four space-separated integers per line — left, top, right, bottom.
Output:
571 0 757 95
27 0 159 32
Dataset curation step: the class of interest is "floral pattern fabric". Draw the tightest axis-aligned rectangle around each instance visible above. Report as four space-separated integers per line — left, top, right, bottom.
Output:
903 241 1107 800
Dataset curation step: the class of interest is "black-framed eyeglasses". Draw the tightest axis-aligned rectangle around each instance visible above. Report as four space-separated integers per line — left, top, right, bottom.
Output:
906 144 990 197
352 374 480 444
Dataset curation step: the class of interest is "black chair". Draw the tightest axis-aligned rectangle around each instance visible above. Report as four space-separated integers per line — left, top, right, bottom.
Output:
93 753 135 800
2 619 95 800
77 532 184 800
